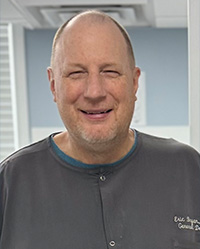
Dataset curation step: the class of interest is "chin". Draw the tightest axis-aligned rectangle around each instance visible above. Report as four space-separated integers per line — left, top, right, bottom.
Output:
81 132 115 144
76 125 124 145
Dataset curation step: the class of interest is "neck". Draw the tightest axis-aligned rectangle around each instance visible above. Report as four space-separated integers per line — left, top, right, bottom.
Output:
53 129 135 165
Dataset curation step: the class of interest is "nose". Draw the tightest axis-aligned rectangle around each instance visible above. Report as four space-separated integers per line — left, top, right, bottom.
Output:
83 73 106 100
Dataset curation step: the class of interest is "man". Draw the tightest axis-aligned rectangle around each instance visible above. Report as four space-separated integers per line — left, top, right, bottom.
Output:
0 10 200 249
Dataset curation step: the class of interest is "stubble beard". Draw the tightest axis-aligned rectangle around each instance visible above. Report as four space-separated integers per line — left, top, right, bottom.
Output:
78 125 117 145
63 102 135 152
68 120 131 153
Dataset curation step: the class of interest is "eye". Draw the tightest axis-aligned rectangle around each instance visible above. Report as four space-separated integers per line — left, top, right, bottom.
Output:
68 71 87 79
102 70 120 78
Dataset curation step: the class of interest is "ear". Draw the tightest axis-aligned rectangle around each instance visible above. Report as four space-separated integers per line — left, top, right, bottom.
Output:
47 67 57 102
133 67 141 97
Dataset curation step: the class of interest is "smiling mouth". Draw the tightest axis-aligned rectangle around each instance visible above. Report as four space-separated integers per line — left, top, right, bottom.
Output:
81 109 112 115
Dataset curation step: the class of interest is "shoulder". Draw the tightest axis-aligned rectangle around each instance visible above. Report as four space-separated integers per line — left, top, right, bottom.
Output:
136 130 200 165
0 136 52 173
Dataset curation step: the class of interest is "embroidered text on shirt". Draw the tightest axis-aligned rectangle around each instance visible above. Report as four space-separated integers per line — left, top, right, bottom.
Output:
174 216 200 231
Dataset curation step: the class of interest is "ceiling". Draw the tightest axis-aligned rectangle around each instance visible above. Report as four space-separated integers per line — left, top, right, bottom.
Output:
1 0 187 29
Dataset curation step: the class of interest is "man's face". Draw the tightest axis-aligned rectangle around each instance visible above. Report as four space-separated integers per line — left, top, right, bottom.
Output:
49 19 140 146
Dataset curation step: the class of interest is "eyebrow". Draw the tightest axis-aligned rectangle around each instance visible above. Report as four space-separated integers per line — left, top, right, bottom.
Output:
100 63 119 68
66 62 119 68
65 63 86 68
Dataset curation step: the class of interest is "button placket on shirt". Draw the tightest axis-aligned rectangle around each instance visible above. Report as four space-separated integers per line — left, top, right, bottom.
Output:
109 240 116 247
100 175 106 182
98 172 117 248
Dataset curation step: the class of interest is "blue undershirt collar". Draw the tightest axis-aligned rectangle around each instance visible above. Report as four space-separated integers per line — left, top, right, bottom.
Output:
51 130 137 168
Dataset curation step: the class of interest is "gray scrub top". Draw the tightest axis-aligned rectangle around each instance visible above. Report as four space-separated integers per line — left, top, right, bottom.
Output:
0 131 200 249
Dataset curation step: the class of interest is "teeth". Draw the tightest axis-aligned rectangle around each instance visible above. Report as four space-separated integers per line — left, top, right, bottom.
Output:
82 110 111 114
87 111 107 114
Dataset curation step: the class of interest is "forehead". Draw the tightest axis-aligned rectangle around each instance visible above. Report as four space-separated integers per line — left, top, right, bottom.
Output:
55 18 129 63
64 16 125 41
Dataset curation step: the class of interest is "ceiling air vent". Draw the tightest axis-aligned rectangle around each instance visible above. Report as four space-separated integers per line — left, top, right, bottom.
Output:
10 0 187 29
10 0 149 29
40 5 148 28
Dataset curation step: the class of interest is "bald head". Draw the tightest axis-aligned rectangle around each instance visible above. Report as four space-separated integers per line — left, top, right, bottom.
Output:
50 10 135 68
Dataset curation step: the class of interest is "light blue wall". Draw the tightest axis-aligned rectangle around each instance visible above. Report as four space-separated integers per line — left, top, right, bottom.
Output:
25 29 63 127
25 27 188 127
127 27 188 126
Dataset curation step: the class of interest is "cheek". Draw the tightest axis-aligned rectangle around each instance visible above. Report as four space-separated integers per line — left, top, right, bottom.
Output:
117 85 136 115
56 81 84 104
114 81 135 103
